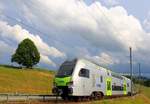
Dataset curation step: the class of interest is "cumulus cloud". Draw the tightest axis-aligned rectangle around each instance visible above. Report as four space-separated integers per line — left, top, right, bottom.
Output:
15 0 146 51
96 52 119 65
86 52 119 66
0 0 150 72
0 40 13 57
0 20 66 66
40 55 56 67
143 11 150 32
74 47 119 66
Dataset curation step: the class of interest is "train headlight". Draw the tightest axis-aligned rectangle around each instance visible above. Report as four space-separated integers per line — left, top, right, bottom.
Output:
67 81 73 87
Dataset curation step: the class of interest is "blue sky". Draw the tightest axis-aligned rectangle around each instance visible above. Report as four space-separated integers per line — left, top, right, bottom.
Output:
0 0 150 77
85 0 149 21
119 0 149 21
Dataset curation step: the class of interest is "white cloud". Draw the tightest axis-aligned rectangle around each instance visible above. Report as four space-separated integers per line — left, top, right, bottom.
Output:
143 11 150 32
86 52 120 66
17 0 146 51
74 47 119 66
0 40 13 57
0 20 66 66
40 55 56 67
99 52 120 65
0 0 150 70
143 19 150 31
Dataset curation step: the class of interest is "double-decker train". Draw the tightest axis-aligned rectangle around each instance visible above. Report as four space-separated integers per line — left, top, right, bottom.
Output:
52 58 131 100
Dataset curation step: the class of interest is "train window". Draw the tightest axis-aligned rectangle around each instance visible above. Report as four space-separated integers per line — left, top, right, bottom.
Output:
112 85 124 91
100 76 103 83
127 83 129 87
79 68 89 78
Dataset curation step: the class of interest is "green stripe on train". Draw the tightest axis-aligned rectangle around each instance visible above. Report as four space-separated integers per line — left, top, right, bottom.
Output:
106 77 112 96
54 76 72 86
123 80 127 95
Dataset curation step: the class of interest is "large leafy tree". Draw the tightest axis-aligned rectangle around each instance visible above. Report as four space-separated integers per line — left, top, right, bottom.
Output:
11 38 40 68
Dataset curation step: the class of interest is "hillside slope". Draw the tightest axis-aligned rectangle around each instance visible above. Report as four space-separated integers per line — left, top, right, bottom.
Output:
0 66 54 94
0 66 150 104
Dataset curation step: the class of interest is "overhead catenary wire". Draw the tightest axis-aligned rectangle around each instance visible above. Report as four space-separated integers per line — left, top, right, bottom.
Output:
3 14 57 41
17 0 85 43
3 0 124 67
87 0 135 74
3 13 112 69
90 0 135 94
91 0 122 37
20 0 113 65
1 14 61 94
76 0 123 67
2 13 71 62
75 1 117 68
4 0 75 46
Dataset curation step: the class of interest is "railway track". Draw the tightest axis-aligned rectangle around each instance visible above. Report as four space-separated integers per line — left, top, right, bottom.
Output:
0 94 61 102
0 93 137 103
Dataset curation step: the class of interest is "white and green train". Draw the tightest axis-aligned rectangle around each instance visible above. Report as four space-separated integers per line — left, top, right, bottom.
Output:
52 58 131 100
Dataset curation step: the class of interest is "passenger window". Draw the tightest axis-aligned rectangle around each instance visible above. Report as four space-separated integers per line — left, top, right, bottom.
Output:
100 76 103 83
127 83 129 87
79 68 89 78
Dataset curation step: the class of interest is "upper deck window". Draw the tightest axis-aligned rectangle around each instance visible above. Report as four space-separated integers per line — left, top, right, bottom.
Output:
100 76 103 83
127 83 129 87
107 72 110 76
79 68 89 78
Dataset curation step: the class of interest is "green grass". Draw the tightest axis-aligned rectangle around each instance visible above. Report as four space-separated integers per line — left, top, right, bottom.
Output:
92 94 150 104
133 84 150 98
140 85 150 98
0 66 54 94
90 85 150 104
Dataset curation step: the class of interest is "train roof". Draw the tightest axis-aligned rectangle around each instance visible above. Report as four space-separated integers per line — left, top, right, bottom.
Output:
63 58 130 81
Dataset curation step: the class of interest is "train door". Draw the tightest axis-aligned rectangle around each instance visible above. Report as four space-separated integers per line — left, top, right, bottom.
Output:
106 77 112 96
123 80 127 95
92 73 96 88
79 68 90 95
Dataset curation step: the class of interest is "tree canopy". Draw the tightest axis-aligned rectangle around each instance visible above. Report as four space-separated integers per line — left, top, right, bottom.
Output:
11 38 40 68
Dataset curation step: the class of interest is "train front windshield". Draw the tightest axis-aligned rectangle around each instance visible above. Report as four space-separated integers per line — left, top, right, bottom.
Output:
56 65 75 77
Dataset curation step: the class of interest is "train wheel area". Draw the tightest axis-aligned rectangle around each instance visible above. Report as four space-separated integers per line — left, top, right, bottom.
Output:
58 92 137 102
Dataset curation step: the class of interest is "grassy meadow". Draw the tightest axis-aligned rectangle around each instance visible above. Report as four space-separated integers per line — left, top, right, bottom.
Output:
0 66 54 94
0 65 150 104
